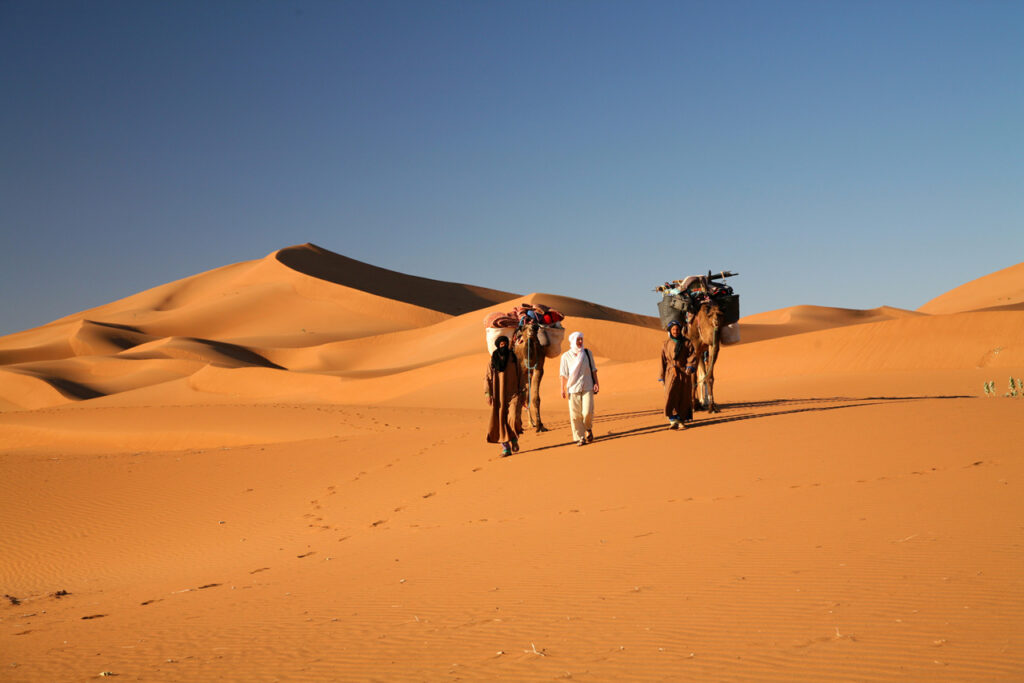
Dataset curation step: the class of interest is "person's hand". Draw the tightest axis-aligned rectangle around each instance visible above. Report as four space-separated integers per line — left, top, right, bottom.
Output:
593 383 600 395
560 389 567 399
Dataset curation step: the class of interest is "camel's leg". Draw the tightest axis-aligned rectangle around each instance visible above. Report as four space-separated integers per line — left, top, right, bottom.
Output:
705 341 720 413
695 352 709 410
530 362 547 431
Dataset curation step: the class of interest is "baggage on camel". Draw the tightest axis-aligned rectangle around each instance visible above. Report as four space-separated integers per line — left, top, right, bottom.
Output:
656 270 741 333
482 303 566 355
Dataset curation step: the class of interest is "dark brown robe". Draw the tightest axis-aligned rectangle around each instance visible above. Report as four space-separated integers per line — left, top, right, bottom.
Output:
659 335 698 421
485 357 523 444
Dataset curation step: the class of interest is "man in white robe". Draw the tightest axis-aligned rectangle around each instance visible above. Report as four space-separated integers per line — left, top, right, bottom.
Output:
559 332 600 447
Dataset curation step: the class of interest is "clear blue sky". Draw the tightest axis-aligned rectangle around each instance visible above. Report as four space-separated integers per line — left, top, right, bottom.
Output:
2 0 1021 337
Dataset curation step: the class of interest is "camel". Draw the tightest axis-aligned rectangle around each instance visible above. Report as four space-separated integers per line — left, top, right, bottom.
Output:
687 296 726 414
513 318 548 432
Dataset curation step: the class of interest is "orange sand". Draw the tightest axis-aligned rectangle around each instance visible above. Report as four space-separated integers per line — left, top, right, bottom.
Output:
1 245 1022 681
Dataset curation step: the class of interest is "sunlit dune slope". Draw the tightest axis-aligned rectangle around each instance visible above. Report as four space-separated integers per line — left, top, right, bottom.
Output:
723 310 1024 380
271 294 661 375
918 261 1024 314
37 297 664 413
739 305 923 343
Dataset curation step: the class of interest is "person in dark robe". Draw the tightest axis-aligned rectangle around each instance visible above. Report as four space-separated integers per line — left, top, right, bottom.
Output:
658 319 698 429
485 335 523 456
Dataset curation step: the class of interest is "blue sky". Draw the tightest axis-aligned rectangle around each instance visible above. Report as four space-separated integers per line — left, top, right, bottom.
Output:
2 0 1021 337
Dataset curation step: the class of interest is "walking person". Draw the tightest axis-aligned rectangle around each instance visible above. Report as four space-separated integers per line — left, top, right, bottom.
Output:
659 319 698 429
485 334 522 456
559 331 599 447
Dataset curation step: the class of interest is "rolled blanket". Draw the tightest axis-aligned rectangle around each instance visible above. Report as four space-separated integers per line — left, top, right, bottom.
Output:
483 311 505 327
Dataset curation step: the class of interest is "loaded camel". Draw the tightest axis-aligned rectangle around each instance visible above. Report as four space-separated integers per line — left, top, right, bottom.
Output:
687 292 726 413
513 318 548 433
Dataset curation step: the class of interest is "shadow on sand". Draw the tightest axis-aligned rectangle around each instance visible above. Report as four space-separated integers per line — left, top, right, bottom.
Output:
513 395 973 455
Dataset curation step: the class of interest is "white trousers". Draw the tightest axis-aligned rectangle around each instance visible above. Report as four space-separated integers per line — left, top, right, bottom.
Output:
567 391 594 442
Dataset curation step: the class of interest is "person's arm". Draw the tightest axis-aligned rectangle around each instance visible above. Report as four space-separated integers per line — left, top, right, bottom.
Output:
560 374 568 399
685 340 699 375
588 349 599 394
658 342 666 383
485 365 494 405
559 354 569 398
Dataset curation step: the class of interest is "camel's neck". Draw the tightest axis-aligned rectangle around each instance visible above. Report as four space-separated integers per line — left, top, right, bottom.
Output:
516 337 540 355
697 315 720 345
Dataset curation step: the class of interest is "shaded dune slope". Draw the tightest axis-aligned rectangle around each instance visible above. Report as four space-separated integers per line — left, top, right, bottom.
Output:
275 243 518 316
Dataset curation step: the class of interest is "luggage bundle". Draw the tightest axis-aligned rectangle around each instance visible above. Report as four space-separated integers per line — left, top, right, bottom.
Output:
483 303 566 358
656 271 741 343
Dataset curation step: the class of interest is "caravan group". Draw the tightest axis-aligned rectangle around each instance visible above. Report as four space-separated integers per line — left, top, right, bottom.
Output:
483 303 565 457
483 272 740 454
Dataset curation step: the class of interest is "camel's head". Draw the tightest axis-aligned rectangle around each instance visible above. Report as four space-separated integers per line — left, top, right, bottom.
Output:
700 299 726 329
519 317 540 341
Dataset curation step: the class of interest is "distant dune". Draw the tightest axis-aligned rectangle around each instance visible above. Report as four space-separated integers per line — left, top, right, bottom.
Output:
738 304 923 343
918 261 1024 314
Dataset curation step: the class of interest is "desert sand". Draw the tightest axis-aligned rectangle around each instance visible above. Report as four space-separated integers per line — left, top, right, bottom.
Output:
1 244 1022 681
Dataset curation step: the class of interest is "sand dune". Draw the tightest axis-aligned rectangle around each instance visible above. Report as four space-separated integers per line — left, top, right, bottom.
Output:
918 261 1024 314
2 251 1023 681
729 310 1024 376
738 304 923 343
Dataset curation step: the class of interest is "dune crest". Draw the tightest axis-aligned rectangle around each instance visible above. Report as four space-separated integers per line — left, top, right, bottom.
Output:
275 243 518 316
918 261 1024 314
